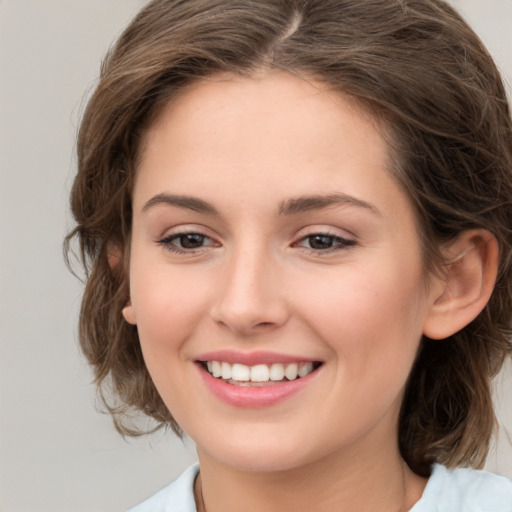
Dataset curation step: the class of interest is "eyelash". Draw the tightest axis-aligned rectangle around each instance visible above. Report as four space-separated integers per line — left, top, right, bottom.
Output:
157 232 218 254
294 233 357 253
157 231 356 255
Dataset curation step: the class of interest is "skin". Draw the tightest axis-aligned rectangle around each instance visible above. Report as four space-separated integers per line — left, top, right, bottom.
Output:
123 71 447 511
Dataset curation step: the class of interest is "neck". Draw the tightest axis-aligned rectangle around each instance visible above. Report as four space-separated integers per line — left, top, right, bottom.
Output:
194 437 427 512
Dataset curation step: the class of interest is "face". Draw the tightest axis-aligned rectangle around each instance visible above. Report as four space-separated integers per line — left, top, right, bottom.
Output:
124 71 438 473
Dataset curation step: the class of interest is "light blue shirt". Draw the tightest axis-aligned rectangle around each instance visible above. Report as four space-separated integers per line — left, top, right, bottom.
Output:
411 464 512 512
128 463 512 511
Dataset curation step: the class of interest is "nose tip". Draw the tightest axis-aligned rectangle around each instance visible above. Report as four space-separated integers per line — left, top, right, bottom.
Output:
210 257 289 337
212 294 289 337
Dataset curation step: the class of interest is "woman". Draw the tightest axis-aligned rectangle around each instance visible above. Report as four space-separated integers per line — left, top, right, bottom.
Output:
66 0 512 510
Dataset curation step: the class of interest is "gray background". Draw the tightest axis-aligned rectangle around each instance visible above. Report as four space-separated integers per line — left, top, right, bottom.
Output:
0 1 511 511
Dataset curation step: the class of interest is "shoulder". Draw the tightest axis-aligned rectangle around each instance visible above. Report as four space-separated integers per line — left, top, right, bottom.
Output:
411 464 512 512
127 464 199 512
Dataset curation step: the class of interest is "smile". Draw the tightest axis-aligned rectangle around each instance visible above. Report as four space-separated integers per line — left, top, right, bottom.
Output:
196 351 324 407
203 361 320 386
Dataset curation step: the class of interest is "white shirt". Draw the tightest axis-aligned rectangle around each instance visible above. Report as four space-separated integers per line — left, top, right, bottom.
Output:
128 463 512 511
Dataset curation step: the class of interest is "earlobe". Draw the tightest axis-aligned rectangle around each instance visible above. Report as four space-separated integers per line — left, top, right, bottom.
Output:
423 230 499 340
107 243 122 269
122 301 137 325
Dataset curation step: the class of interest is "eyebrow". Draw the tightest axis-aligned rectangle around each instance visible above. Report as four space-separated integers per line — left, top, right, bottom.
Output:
142 193 219 215
142 192 379 217
279 194 379 216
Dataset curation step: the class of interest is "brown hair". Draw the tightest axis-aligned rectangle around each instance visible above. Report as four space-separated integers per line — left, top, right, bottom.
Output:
65 0 512 477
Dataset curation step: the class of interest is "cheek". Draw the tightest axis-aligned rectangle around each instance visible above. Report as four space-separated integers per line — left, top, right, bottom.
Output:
294 259 426 373
129 267 216 418
130 265 214 352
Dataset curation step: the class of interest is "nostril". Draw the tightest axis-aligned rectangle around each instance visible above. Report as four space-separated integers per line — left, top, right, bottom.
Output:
210 291 290 334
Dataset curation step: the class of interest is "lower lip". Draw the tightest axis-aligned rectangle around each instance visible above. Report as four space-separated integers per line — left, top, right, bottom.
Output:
197 364 320 408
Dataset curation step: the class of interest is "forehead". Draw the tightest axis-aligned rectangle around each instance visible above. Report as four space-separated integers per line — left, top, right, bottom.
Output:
134 71 412 226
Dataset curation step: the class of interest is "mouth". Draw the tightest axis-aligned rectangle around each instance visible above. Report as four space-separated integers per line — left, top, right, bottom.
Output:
198 360 323 387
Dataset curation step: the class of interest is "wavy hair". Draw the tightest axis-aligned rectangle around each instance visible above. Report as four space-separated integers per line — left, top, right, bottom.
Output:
65 0 512 476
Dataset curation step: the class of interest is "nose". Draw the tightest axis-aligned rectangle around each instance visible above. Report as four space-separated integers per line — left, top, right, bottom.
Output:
210 244 290 337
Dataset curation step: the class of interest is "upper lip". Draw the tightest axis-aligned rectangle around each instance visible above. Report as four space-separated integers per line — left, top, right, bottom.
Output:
196 350 321 366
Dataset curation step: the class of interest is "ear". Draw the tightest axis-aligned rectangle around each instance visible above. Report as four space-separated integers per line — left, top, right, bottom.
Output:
107 242 137 325
107 243 122 269
122 301 137 325
423 229 499 340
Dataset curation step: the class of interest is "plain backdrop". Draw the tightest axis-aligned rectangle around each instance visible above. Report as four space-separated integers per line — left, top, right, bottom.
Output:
0 1 511 511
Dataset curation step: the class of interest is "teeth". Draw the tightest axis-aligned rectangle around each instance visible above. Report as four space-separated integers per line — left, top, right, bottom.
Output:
270 363 285 381
284 363 298 380
211 361 222 378
298 362 313 378
251 364 269 382
204 361 317 383
231 363 250 381
221 362 231 380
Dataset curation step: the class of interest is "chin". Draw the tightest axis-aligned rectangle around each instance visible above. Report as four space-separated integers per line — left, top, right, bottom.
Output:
196 430 324 474
211 450 310 473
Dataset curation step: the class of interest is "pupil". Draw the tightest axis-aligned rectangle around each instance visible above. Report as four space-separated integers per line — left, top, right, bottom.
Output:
180 233 204 248
309 235 333 249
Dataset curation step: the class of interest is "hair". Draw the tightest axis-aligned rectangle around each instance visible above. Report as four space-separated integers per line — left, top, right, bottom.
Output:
65 0 512 477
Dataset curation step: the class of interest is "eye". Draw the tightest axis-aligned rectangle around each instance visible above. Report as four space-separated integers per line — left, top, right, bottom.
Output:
295 233 356 252
158 232 219 253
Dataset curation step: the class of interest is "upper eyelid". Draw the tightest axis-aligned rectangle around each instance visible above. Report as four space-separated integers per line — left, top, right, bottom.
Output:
293 225 357 240
156 223 217 239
